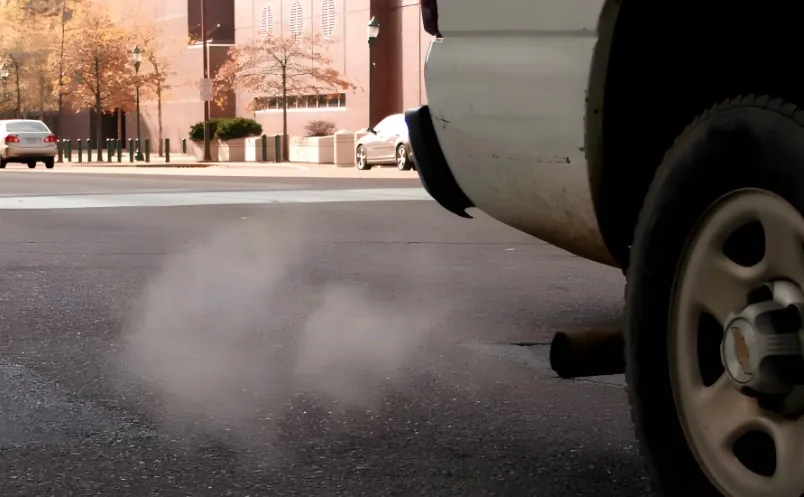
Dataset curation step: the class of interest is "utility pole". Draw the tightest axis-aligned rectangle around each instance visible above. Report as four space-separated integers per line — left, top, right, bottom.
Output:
57 0 67 137
132 46 144 162
200 0 211 162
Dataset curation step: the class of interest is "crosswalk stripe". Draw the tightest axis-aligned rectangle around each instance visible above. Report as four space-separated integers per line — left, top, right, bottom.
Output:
0 188 432 210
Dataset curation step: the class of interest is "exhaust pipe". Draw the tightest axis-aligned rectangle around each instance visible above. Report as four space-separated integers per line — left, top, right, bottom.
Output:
549 329 625 379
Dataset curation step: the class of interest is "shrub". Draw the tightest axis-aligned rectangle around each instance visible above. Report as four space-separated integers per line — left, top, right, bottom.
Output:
305 120 336 137
215 117 263 141
188 118 225 141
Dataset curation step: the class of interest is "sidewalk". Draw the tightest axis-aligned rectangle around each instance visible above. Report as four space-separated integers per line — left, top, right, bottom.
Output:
59 152 203 167
45 154 420 179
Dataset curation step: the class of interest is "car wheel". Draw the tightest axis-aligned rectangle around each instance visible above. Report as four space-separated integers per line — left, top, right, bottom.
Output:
396 144 412 171
27 161 36 169
627 95 804 497
44 158 54 169
356 145 371 170
0 159 7 169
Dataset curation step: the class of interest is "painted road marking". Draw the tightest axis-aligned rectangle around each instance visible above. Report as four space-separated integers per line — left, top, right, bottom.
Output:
0 188 431 210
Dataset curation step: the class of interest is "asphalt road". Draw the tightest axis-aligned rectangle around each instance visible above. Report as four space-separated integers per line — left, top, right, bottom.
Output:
0 170 649 496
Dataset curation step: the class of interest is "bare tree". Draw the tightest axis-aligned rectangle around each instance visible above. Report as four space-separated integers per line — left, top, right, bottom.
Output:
131 19 182 156
214 32 356 161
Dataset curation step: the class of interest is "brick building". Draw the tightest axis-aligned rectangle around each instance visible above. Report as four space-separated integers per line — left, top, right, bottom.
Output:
59 0 431 148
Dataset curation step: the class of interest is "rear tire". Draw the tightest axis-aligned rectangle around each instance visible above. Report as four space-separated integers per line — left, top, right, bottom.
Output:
44 158 54 169
626 95 804 497
0 159 7 169
27 161 36 169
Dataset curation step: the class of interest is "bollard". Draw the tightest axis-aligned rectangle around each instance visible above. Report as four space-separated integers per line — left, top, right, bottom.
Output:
116 139 122 162
106 139 111 162
165 139 170 163
273 135 281 162
65 139 72 162
128 139 134 162
261 135 267 162
181 138 186 154
77 139 82 163
57 140 63 163
87 138 93 162
144 139 150 162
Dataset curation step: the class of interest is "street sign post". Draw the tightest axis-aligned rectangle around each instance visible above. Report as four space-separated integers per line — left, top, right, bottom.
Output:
200 78 213 102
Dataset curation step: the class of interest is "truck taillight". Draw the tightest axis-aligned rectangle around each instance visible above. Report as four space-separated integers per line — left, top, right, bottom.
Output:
421 0 441 38
5 135 19 144
43 135 57 143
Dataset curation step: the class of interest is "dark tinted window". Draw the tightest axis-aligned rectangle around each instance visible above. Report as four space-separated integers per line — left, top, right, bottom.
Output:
6 121 49 132
187 0 235 44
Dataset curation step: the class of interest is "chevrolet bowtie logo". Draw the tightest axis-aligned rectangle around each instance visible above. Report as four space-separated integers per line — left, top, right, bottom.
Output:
731 326 753 375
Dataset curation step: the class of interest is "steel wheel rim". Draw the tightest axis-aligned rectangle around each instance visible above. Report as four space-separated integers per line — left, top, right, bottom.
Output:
671 188 804 497
396 146 406 169
357 147 366 167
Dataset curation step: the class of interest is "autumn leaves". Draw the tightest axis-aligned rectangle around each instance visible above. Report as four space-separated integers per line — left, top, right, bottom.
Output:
0 0 179 145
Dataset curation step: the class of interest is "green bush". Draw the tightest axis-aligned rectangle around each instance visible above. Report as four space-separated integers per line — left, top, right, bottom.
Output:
188 118 225 141
215 117 263 141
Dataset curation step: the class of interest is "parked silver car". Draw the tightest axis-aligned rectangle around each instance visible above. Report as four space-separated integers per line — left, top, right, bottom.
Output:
355 113 415 171
0 119 58 169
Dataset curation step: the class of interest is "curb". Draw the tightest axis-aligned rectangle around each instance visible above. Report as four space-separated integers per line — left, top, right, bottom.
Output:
57 163 213 168
135 164 213 168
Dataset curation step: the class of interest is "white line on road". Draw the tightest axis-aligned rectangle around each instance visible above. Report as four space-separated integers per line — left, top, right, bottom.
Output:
0 188 432 210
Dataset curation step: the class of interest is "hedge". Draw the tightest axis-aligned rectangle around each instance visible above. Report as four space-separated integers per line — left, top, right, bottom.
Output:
215 117 263 141
188 117 263 141
188 118 226 142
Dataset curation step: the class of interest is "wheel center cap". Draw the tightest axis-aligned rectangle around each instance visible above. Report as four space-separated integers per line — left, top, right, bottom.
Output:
723 318 757 384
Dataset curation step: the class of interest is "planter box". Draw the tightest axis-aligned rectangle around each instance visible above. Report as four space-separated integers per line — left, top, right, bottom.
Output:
288 135 334 164
218 137 246 162
188 139 219 161
244 135 283 162
333 131 357 167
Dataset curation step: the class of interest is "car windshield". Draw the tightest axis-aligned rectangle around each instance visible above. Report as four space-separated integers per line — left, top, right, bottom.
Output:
375 115 404 134
6 121 49 133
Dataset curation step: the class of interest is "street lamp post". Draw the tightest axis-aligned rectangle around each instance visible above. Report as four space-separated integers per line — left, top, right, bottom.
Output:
366 16 380 131
200 0 212 162
131 45 144 162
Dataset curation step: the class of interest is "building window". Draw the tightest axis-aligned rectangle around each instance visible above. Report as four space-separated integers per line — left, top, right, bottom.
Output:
259 4 274 38
321 0 335 38
254 93 347 112
187 0 236 45
290 1 303 37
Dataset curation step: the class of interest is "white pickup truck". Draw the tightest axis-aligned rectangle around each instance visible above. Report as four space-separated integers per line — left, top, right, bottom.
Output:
406 2 804 496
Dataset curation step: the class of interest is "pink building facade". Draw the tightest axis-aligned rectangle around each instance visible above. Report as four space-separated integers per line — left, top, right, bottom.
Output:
60 0 433 147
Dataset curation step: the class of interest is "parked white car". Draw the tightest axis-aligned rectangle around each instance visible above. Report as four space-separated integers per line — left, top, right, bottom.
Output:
407 1 804 496
356 113 415 171
0 119 58 169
